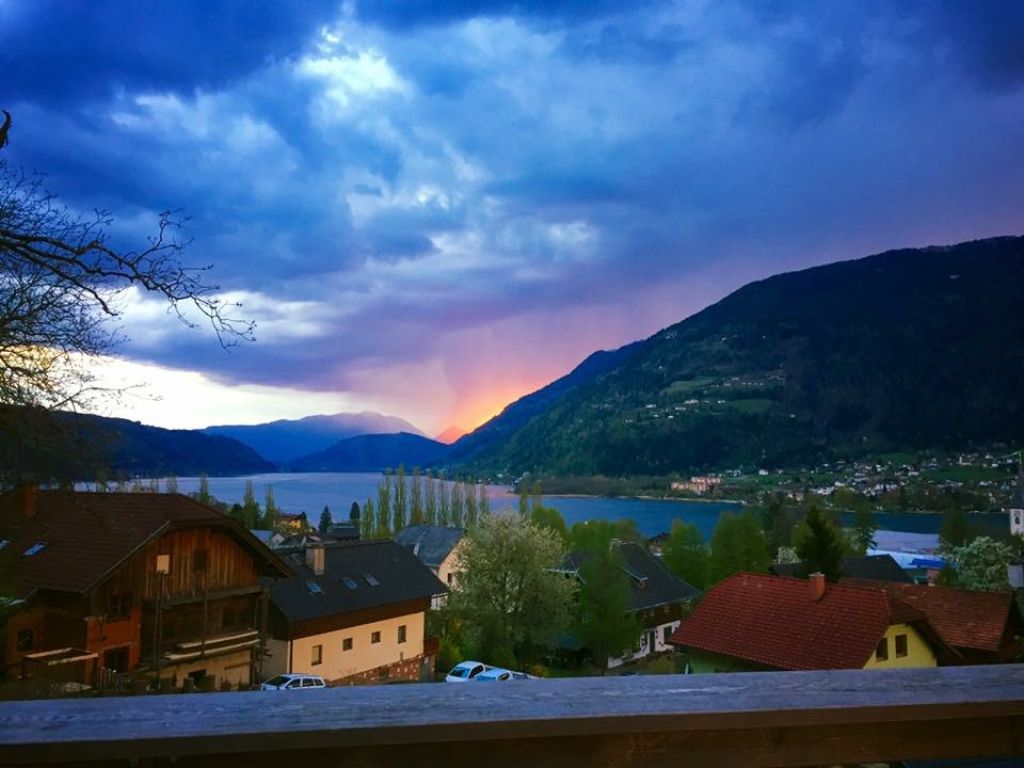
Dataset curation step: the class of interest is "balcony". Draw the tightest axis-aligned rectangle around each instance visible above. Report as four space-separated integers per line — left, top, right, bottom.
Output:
0 664 1021 767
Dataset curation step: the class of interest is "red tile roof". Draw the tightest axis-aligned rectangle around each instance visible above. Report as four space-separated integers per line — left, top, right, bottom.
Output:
0 489 287 598
844 579 1021 655
669 573 941 670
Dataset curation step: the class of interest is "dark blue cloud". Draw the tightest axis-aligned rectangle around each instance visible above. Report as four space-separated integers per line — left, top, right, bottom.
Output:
0 0 336 106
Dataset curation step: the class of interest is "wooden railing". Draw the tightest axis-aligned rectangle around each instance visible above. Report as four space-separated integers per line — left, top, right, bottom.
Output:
0 664 1022 767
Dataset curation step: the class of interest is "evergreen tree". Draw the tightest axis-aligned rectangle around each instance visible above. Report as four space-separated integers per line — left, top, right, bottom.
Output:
425 472 438 524
349 501 360 523
198 472 211 505
793 504 845 582
851 508 878 554
410 468 424 525
361 498 375 540
575 545 640 673
393 465 408 532
708 511 770 584
319 505 333 534
530 481 543 512
263 486 280 530
940 507 969 551
662 519 709 590
518 482 530 516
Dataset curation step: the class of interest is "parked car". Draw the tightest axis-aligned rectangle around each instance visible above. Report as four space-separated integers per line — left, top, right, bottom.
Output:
445 660 490 682
475 668 532 682
260 673 328 690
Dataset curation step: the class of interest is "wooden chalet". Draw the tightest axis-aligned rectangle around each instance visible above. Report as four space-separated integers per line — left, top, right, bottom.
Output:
0 488 290 693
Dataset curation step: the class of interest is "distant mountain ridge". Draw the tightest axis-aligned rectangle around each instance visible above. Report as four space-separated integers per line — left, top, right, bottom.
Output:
0 408 273 483
204 411 424 464
458 236 1024 475
289 432 451 472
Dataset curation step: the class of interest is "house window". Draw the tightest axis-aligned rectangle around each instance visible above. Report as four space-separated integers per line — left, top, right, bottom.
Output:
311 644 323 666
16 629 33 652
398 625 407 644
108 593 132 620
895 634 908 658
342 638 353 652
447 573 454 586
663 626 673 645
371 631 381 644
875 638 889 661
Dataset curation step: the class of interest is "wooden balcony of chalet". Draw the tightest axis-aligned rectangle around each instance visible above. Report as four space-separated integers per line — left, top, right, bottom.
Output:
0 664 1022 768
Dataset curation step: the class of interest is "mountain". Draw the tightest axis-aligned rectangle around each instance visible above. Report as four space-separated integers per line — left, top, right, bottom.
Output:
461 236 1024 476
204 412 424 464
0 407 273 483
447 341 642 462
289 432 451 472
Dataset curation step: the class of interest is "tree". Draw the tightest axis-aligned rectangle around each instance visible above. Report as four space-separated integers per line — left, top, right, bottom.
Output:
450 479 464 528
939 507 969 552
0 121 251 485
393 465 407 533
410 468 424 525
950 537 1013 591
438 472 451 525
263 486 280 530
376 477 392 538
574 546 640 672
518 483 530 517
450 513 576 666
361 497 375 540
424 472 438 524
661 520 709 590
349 501 360 523
477 482 490 520
197 473 211 505
529 505 570 545
850 508 878 555
569 518 643 554
708 511 770 585
530 481 543 512
238 479 260 529
164 475 178 495
793 504 845 582
319 505 333 534
464 480 478 528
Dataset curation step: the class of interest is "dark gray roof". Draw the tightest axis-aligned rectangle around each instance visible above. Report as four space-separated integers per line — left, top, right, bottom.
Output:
266 540 446 627
561 541 701 612
772 554 913 584
394 525 465 568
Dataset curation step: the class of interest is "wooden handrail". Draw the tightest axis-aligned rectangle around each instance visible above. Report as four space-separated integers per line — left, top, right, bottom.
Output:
1 664 1022 767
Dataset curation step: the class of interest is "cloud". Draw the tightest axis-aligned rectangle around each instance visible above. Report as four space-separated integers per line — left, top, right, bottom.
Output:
2 1 1022 431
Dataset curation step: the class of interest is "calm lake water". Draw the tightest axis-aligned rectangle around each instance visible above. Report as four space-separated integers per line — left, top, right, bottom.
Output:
171 472 1007 540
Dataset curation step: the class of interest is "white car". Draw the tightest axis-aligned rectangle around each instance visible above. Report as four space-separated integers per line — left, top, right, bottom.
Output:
260 673 327 690
475 668 532 682
445 660 490 682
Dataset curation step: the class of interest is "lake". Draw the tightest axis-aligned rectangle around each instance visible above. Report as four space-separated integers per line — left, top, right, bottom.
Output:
170 472 1008 540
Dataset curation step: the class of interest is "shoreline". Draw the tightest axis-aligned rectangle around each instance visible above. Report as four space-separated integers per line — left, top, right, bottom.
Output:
544 492 746 505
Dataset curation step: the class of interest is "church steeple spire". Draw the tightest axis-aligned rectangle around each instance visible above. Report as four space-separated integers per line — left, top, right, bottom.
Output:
1010 453 1024 537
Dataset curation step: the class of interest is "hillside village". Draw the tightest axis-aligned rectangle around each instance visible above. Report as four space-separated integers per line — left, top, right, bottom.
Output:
2 469 1022 698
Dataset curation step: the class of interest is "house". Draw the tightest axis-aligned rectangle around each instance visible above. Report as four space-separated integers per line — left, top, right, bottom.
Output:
1008 466 1023 537
771 554 913 583
394 525 465 606
558 541 701 668
669 572 955 673
844 579 1024 664
0 488 291 691
264 540 446 685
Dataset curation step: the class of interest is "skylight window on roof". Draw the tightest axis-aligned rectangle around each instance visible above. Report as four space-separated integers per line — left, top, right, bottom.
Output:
305 581 322 595
365 574 380 586
22 542 46 557
343 577 358 590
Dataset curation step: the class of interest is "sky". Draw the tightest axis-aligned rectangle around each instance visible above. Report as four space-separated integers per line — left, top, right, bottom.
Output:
2 1 1022 436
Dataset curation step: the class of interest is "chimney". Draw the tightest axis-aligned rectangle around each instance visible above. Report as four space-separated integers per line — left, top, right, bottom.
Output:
809 572 826 601
19 485 38 519
306 543 325 576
